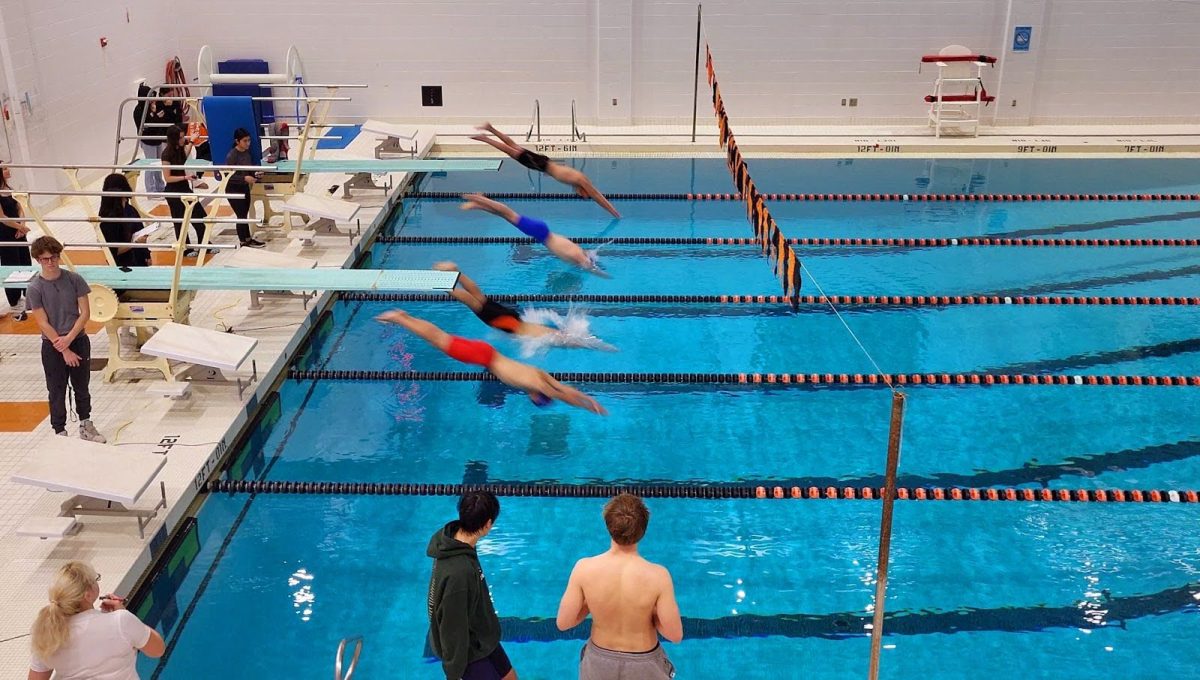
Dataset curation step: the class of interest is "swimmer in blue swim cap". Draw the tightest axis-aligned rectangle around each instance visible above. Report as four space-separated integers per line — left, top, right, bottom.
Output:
461 194 611 278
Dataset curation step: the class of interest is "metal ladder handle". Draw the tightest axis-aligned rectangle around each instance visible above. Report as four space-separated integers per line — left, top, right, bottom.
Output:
334 635 364 680
525 99 540 142
571 99 586 142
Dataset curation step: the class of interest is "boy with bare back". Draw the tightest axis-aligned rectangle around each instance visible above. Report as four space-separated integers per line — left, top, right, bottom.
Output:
556 494 682 679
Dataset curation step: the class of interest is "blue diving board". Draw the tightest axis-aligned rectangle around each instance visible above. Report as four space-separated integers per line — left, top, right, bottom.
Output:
0 267 458 292
126 158 501 172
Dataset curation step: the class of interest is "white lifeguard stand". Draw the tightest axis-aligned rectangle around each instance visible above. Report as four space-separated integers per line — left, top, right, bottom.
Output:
925 45 992 138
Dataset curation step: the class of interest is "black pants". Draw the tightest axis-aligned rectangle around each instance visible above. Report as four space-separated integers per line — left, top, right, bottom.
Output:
228 186 252 241
0 239 30 307
41 335 92 433
164 180 209 245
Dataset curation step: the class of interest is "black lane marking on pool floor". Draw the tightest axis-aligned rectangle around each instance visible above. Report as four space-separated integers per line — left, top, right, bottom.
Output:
991 209 1200 239
455 439 1200 496
478 581 1200 645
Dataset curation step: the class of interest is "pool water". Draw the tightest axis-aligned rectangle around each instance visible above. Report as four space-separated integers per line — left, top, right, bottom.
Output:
141 158 1200 679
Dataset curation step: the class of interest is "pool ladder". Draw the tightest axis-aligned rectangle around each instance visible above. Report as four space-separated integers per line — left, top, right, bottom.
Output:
334 635 363 680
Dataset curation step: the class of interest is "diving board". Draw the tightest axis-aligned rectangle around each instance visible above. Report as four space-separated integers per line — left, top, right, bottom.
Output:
0 266 459 292
11 438 168 539
141 322 257 372
364 119 418 159
223 246 318 309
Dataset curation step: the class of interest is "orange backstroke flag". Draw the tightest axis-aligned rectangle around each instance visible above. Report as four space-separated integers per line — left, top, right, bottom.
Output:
705 41 802 306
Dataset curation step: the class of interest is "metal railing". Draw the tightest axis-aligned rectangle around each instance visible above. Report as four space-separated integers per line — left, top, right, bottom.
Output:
334 636 363 680
525 99 541 142
571 99 587 142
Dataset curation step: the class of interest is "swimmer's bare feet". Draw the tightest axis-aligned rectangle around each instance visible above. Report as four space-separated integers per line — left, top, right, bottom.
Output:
432 261 459 272
476 122 495 133
469 134 490 144
375 310 410 324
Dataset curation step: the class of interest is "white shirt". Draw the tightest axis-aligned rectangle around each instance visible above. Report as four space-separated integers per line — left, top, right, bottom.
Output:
29 609 153 680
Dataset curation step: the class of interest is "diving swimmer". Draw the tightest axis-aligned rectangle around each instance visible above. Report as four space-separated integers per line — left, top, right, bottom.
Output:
460 193 611 277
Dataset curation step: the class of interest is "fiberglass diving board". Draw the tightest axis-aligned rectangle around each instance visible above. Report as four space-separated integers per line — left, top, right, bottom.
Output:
0 267 459 292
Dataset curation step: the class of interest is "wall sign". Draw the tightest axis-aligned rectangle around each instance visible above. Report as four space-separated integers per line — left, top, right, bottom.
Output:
1013 26 1032 52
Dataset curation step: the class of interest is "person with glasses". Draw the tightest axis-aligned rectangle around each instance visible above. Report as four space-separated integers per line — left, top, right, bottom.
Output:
26 236 106 442
28 561 165 679
0 161 33 321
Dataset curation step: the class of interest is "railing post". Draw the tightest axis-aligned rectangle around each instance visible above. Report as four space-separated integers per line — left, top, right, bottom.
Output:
691 3 702 142
867 391 906 679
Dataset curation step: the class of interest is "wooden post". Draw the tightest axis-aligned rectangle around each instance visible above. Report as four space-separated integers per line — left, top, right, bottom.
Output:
867 391 906 679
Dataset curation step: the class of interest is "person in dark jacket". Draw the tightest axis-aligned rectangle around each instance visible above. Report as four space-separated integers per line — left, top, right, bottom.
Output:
426 491 517 680
97 174 152 268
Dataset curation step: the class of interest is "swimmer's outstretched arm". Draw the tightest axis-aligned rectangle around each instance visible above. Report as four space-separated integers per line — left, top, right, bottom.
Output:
582 180 620 219
375 310 451 351
539 374 608 415
461 193 520 225
433 261 487 310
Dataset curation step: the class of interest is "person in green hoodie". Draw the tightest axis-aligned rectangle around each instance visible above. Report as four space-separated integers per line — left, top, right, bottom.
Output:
427 491 517 680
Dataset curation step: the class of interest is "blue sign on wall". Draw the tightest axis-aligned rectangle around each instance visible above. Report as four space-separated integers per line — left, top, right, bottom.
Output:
1013 26 1032 52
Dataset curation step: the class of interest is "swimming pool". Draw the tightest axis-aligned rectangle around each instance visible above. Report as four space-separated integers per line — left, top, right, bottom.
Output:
138 158 1200 679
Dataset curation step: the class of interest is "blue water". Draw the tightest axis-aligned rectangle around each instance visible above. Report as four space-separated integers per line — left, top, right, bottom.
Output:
145 159 1200 678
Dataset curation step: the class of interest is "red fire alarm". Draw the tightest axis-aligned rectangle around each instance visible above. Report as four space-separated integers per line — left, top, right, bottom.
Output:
99 37 108 47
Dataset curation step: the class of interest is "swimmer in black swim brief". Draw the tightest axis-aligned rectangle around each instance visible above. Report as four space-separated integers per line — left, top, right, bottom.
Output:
515 149 551 173
432 262 616 354
471 122 621 218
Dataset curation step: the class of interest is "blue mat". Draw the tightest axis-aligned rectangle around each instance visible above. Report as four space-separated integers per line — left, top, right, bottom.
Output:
316 124 362 150
202 96 262 167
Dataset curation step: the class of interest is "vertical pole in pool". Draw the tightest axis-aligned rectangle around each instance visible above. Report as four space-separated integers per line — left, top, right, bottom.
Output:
691 3 702 143
868 391 906 680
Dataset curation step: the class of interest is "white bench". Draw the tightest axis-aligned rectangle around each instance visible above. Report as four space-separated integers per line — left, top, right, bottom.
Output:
139 322 259 397
11 438 168 539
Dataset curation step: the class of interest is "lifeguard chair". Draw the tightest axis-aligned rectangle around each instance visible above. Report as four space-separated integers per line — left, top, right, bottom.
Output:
922 46 997 138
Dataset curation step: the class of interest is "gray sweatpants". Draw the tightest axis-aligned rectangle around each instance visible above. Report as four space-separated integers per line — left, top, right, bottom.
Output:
579 641 675 680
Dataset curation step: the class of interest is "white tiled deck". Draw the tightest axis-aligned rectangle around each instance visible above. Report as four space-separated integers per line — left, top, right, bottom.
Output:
0 122 1198 675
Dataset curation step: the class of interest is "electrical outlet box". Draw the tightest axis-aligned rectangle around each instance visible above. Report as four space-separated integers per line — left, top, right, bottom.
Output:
841 98 847 106
421 86 443 107
612 98 618 106
849 98 858 107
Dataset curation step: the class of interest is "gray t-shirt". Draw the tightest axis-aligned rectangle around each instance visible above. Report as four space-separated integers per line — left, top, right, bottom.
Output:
26 269 91 335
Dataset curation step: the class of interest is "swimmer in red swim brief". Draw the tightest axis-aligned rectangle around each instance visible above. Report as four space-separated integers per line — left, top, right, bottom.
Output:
376 309 608 415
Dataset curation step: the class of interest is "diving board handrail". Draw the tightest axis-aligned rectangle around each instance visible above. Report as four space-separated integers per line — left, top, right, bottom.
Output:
2 162 274 171
3 189 243 199
3 217 243 224
0 241 236 250
333 636 363 680
526 99 541 142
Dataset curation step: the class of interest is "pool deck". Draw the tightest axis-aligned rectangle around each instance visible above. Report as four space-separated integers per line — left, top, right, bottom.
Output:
0 122 1198 675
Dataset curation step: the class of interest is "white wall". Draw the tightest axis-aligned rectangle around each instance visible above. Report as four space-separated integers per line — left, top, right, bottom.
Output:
182 0 597 126
0 0 178 194
1030 0 1200 123
2 0 1199 177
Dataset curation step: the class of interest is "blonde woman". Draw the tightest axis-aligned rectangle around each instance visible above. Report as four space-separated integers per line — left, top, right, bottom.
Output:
28 561 164 679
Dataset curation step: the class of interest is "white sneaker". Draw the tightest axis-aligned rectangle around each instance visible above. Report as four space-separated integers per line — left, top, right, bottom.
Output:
55 430 67 437
79 420 107 443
